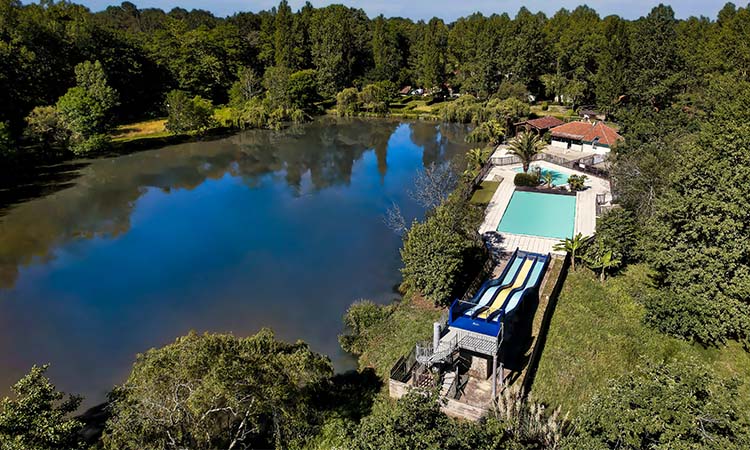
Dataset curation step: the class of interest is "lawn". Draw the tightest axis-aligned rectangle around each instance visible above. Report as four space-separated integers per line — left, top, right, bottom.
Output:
531 264 750 416
111 118 169 142
356 296 443 379
470 180 500 204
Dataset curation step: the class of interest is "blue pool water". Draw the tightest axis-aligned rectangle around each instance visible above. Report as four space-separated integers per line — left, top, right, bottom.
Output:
497 191 576 239
513 165 568 186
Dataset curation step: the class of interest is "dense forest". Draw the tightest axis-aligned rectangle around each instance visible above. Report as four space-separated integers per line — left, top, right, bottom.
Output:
1 0 749 152
2 0 750 448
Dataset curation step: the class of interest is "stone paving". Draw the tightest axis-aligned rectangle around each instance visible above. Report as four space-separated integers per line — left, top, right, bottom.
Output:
478 160 611 256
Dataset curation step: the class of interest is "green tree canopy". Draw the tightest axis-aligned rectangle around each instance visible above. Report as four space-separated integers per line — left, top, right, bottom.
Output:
0 365 83 450
103 330 333 450
566 358 750 449
56 60 118 154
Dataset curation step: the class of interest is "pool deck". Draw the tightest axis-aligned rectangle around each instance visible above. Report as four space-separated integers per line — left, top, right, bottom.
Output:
479 161 610 256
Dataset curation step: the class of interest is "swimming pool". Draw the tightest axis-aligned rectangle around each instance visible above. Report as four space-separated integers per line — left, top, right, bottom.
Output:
497 190 576 239
513 165 568 186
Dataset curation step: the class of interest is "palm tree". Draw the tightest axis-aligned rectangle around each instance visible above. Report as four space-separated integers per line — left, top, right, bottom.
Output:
542 171 554 188
466 148 485 172
553 233 590 271
507 132 546 172
585 247 622 283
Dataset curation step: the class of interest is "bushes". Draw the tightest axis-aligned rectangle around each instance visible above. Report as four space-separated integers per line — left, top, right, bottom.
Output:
400 197 485 305
338 300 389 354
165 90 216 134
565 358 750 448
335 82 395 116
0 122 13 158
336 88 360 117
55 60 118 154
514 171 540 186
567 174 587 191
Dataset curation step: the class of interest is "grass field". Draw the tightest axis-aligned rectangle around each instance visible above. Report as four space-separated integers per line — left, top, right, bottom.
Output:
356 296 443 379
470 180 500 204
531 264 750 415
111 119 169 142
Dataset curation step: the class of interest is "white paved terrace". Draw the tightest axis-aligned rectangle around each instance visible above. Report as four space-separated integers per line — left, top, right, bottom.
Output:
478 160 610 256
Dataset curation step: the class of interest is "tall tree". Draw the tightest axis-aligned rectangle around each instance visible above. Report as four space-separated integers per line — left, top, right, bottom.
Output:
370 15 401 82
310 5 371 97
273 0 295 68
629 5 682 109
509 8 550 95
595 15 630 110
415 18 448 90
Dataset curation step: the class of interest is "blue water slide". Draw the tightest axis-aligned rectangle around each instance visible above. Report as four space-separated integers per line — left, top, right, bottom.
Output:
462 255 524 317
488 253 550 323
450 248 519 320
487 255 544 322
502 256 548 316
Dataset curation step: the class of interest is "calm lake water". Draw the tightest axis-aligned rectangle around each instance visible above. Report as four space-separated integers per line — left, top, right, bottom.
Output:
0 117 470 406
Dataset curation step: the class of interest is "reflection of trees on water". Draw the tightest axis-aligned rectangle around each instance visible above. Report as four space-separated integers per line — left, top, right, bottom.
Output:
0 118 468 290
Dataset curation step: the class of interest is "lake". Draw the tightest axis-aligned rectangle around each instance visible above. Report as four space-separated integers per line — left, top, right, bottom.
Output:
0 117 470 406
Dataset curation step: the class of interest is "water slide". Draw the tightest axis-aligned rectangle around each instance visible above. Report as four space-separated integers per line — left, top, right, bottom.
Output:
462 255 524 317
475 256 535 320
488 255 548 322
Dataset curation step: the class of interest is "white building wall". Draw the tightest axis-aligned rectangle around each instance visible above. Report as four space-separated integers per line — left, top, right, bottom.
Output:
551 138 583 152
582 143 611 155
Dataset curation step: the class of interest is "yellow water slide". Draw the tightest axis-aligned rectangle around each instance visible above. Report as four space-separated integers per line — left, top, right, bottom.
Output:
476 257 534 319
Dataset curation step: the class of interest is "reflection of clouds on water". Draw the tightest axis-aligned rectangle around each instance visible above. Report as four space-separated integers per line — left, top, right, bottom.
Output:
0 117 470 406
0 118 468 291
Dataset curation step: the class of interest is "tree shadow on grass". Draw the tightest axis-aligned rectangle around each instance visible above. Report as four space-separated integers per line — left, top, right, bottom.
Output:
308 368 383 421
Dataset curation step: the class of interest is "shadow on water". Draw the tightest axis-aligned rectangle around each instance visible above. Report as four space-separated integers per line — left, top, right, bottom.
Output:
0 161 90 217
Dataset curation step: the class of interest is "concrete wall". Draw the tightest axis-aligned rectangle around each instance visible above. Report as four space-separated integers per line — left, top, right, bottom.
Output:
551 138 583 152
390 378 489 421
442 398 487 421
389 379 410 399
582 143 610 155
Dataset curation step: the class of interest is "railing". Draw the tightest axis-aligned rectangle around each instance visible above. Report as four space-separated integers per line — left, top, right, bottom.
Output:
489 151 611 179
413 363 436 388
390 346 417 383
416 334 459 365
490 155 521 166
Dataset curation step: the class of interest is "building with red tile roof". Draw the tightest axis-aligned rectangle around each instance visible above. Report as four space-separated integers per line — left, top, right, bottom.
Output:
513 116 564 136
549 120 623 154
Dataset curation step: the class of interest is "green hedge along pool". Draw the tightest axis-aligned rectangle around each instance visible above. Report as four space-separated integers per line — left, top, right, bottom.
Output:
497 190 576 239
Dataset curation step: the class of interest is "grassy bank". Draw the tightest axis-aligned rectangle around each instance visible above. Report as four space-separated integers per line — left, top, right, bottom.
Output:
531 264 750 415
111 118 170 142
354 296 443 379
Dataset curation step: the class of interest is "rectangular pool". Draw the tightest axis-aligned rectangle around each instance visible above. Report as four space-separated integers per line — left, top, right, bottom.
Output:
497 190 576 239
512 165 568 186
